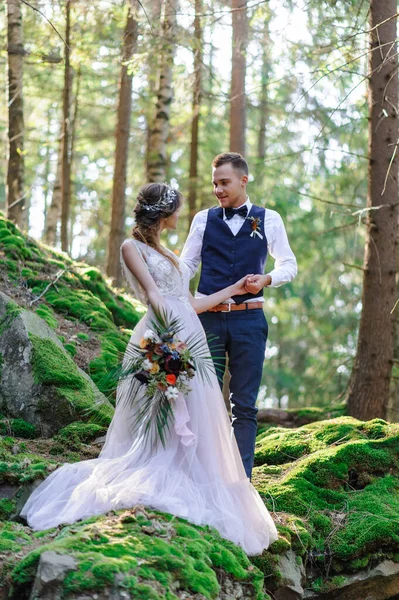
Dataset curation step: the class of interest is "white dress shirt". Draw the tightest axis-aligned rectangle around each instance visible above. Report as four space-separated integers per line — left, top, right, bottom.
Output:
180 197 297 302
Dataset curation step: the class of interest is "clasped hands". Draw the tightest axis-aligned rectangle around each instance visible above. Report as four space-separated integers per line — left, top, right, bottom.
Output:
231 273 272 296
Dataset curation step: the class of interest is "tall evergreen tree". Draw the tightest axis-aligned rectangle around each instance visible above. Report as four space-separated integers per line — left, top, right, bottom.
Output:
107 3 138 285
187 0 203 232
6 0 26 228
229 0 247 154
146 0 178 182
347 0 399 419
60 0 73 252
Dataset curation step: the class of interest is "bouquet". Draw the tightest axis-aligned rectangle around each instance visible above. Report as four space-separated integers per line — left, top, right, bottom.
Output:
110 310 217 448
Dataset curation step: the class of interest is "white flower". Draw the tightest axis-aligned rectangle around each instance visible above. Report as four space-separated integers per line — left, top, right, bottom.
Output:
165 386 179 401
142 358 153 371
143 329 160 343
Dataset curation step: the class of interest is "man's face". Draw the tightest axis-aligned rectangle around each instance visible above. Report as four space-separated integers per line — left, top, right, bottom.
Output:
212 163 248 208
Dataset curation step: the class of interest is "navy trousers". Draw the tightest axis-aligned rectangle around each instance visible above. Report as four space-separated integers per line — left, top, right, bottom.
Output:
199 308 268 478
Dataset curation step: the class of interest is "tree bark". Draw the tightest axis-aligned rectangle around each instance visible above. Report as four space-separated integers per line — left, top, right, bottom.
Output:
187 0 202 232
257 18 270 161
229 0 247 155
60 0 72 253
146 0 178 183
68 65 81 256
106 3 138 285
44 137 62 246
347 0 398 420
6 0 26 228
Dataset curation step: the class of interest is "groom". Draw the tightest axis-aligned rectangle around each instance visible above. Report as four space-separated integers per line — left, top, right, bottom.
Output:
181 153 297 478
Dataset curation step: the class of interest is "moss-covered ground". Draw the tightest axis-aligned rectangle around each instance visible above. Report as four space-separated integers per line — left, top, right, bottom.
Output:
0 508 268 600
252 416 399 593
0 212 145 401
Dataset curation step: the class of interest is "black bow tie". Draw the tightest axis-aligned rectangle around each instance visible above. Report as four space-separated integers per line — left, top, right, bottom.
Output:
225 206 248 220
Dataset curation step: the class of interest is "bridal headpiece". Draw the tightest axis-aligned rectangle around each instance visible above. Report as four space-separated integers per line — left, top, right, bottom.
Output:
141 188 178 212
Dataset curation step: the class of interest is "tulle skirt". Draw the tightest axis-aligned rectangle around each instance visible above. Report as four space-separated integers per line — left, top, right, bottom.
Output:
21 296 277 555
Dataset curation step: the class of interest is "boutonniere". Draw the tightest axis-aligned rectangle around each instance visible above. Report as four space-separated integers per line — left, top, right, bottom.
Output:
246 216 263 239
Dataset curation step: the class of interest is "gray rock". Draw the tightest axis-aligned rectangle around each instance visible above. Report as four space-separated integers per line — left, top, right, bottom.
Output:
274 550 305 600
29 551 77 600
0 292 112 436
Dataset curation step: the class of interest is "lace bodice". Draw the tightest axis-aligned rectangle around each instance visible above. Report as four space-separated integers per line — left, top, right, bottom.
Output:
120 239 190 306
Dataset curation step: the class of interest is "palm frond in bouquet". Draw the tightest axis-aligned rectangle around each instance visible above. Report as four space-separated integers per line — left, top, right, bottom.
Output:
106 308 221 449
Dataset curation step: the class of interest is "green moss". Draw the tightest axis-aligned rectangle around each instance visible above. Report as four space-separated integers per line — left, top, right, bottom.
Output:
77 332 89 341
3 511 266 600
64 342 77 357
311 575 347 593
0 440 58 486
254 416 392 467
0 498 16 520
253 418 399 576
45 286 115 330
0 418 37 439
0 299 22 336
56 422 106 446
29 333 113 427
34 304 58 329
89 330 130 395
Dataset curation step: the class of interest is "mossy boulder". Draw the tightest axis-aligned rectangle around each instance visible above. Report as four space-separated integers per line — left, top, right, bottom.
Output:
0 212 145 405
0 292 113 436
0 508 268 600
252 417 399 596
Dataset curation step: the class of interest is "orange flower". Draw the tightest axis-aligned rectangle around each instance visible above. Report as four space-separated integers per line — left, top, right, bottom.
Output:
139 337 148 349
166 374 177 385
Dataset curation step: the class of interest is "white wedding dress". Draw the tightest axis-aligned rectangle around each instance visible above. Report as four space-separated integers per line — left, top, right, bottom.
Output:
21 240 278 555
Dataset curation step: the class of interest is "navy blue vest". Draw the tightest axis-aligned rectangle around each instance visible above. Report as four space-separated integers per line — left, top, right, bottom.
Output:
198 205 268 304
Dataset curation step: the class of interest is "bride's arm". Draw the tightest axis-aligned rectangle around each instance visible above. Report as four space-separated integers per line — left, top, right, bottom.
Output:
121 241 165 311
188 275 252 314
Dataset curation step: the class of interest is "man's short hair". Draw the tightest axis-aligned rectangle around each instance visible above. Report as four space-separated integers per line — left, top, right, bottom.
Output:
212 152 249 176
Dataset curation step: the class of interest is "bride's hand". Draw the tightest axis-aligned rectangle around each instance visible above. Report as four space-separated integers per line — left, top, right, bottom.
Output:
148 291 166 313
230 274 254 296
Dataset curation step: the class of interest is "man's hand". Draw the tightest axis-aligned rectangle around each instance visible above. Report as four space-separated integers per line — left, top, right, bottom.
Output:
244 274 272 294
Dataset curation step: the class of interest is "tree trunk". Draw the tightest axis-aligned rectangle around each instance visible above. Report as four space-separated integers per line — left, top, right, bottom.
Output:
144 0 162 170
6 0 26 228
347 0 398 420
257 18 270 161
106 3 138 285
44 138 62 245
146 0 178 182
42 109 52 225
60 0 72 253
187 0 202 232
229 0 247 155
68 66 81 256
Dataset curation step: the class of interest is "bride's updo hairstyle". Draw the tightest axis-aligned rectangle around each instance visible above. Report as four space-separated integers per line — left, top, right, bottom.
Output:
132 183 182 268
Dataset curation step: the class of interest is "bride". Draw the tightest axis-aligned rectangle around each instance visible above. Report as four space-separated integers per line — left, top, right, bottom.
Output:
21 183 278 555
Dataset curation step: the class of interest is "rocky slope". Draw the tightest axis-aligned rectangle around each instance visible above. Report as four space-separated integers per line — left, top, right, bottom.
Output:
0 215 399 599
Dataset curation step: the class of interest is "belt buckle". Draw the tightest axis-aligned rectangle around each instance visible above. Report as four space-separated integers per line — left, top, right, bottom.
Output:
224 303 232 313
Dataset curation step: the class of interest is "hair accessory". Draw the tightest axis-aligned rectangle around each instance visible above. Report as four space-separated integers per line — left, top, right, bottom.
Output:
141 188 178 212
